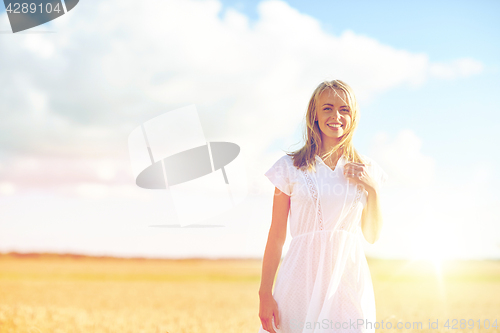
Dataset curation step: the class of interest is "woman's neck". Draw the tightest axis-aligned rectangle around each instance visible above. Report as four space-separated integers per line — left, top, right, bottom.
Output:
318 147 343 164
319 145 342 156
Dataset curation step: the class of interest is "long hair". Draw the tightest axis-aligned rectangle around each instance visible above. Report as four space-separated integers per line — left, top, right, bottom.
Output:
286 80 369 172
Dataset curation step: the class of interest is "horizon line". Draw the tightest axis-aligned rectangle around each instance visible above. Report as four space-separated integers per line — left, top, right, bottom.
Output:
1 251 499 261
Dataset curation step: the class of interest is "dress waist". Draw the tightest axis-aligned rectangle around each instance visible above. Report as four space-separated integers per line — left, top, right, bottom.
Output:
291 228 359 240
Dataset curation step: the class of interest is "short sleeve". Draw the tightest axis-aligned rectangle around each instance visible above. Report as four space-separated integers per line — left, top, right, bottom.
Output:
264 155 292 196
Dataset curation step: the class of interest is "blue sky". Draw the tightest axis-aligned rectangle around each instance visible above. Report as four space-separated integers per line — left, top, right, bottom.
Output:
214 0 500 189
0 0 499 260
271 0 500 184
221 0 500 61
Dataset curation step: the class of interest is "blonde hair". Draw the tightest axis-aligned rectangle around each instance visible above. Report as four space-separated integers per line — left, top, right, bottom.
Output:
286 79 369 171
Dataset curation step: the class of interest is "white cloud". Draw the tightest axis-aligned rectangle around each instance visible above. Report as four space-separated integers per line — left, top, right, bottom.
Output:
0 0 484 193
366 130 500 260
0 0 494 259
430 58 484 79
0 154 140 197
74 182 111 199
370 129 435 187
0 182 17 195
21 34 56 58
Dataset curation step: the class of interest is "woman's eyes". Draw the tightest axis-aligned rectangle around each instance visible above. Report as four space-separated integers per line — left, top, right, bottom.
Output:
323 108 350 113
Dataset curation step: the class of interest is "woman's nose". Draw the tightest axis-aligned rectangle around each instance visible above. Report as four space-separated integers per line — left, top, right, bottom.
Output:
331 110 341 119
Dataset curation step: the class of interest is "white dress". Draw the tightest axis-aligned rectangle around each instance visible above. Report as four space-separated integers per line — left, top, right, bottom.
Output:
259 153 388 333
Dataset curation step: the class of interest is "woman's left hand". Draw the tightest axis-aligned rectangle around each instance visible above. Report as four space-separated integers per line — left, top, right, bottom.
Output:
343 162 378 193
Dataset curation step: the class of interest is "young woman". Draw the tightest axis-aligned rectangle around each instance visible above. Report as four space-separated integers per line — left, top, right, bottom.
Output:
258 80 389 333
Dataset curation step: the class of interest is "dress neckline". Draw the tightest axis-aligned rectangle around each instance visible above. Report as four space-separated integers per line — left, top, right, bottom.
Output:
314 154 346 173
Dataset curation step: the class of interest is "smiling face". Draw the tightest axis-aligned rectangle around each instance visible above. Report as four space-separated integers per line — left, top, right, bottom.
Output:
315 88 352 142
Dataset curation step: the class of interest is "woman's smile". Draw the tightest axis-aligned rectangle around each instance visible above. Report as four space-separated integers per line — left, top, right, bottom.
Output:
327 123 343 130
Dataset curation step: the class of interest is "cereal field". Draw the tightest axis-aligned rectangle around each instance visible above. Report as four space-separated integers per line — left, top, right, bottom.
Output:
0 253 499 333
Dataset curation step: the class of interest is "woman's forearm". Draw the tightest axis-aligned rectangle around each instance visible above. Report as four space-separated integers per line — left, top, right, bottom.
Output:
361 187 384 244
259 235 285 296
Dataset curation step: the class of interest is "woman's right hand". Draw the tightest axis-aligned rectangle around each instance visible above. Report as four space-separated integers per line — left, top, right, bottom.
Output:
259 292 281 333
